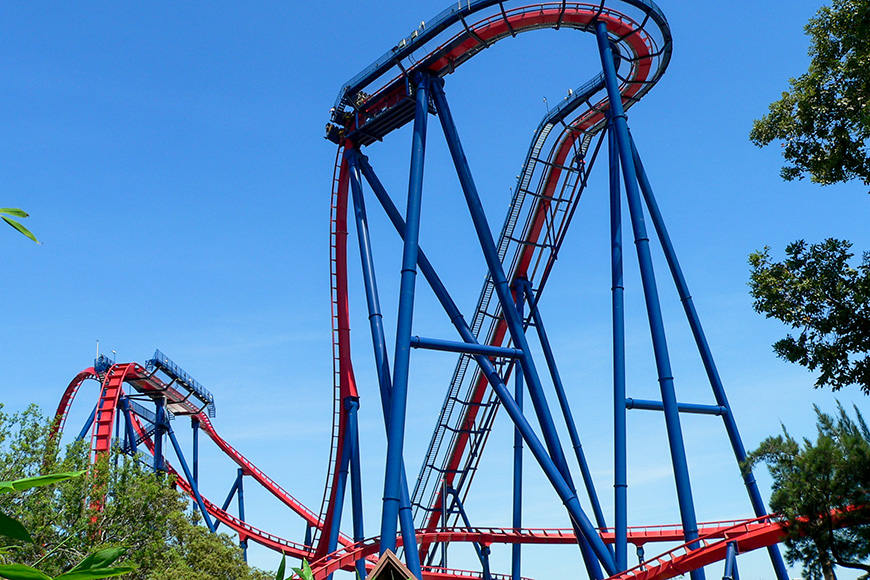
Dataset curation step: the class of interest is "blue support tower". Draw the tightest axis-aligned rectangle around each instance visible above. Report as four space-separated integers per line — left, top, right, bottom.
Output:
511 281 524 580
595 21 703 580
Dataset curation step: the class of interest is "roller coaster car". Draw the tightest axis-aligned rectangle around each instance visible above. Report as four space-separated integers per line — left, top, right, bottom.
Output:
326 123 344 144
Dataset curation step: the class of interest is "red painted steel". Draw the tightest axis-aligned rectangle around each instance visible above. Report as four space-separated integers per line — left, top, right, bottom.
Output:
52 364 333 560
48 3 788 579
53 362 806 580
305 518 788 580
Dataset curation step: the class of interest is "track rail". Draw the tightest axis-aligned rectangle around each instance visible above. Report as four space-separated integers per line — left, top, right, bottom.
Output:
325 0 672 555
305 517 788 580
52 365 333 560
47 2 799 579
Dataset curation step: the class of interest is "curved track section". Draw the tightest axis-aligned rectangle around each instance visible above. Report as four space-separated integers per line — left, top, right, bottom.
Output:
52 364 325 561
325 0 672 548
305 517 788 580
48 3 798 580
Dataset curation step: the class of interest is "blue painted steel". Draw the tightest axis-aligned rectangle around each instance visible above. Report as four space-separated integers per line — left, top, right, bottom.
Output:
166 425 215 533
440 479 448 567
446 486 492 580
347 150 422 579
481 545 493 580
522 281 608 531
326 406 353 562
595 23 702 579
121 397 137 454
609 122 628 572
357 150 616 578
331 0 669 115
304 524 313 548
429 77 614 578
722 541 737 580
410 336 523 358
153 398 166 473
78 402 98 441
348 152 392 410
430 76 577 495
511 283 524 580
625 399 727 416
217 473 241 517
380 73 430 562
627 136 790 580
323 396 366 580
94 353 114 373
347 399 366 580
237 468 247 562
147 349 216 417
192 418 199 487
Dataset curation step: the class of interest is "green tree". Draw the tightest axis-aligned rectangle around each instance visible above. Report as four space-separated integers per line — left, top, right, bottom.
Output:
0 404 271 580
749 239 870 393
750 0 870 189
744 404 870 580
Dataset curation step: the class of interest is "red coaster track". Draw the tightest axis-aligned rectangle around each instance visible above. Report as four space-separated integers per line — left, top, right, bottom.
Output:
50 2 806 580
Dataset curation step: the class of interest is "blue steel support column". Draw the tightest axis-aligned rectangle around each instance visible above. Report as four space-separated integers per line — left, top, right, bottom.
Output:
166 426 215 533
380 72 429 559
511 282 524 580
237 468 248 561
358 153 615 578
327 411 353 560
192 418 200 488
347 150 422 578
430 78 577 493
595 22 702 580
153 397 166 473
121 398 137 453
722 542 737 580
627 136 789 580
347 398 367 580
448 487 493 580
523 281 608 531
77 403 98 441
609 121 628 572
348 151 392 415
430 77 609 579
440 479 448 567
216 475 241 531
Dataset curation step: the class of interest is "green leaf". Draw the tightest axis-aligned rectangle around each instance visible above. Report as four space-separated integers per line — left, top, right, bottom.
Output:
0 471 86 493
291 559 314 580
275 553 287 580
54 567 136 580
67 547 127 572
2 215 38 243
0 511 33 542
0 563 53 580
0 208 30 218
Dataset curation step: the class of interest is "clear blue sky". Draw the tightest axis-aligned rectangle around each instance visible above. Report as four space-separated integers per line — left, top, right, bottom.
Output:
1 1 867 579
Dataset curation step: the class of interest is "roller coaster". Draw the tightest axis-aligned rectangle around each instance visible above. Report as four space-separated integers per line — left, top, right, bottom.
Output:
51 2 806 580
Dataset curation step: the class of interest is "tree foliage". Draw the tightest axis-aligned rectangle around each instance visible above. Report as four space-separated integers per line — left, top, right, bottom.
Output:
0 404 271 580
749 238 870 393
745 404 870 580
750 0 870 189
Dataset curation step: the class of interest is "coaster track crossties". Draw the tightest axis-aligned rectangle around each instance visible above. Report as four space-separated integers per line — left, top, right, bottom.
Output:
52 2 801 580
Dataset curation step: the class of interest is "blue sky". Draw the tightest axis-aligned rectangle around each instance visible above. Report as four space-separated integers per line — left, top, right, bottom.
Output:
1 1 868 579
